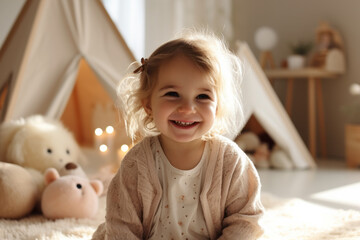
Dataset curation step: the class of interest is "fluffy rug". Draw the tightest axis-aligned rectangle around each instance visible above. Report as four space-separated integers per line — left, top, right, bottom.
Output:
0 196 106 240
259 193 360 240
1 193 360 240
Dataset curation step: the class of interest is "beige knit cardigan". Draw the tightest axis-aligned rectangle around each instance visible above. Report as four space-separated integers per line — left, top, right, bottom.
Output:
92 135 264 240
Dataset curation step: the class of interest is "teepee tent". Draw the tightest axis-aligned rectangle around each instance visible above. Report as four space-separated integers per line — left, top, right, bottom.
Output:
236 42 315 169
0 0 135 146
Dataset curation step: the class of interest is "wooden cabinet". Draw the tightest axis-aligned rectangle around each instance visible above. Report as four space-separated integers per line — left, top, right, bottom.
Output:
345 124 360 168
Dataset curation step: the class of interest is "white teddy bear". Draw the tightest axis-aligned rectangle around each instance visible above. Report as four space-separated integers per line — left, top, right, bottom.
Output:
0 115 86 219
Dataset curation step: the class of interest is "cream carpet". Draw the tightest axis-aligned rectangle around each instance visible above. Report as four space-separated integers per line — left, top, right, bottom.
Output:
259 193 360 240
1 193 360 240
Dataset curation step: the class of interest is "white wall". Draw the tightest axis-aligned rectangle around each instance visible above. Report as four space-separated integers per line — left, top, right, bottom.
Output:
233 0 360 159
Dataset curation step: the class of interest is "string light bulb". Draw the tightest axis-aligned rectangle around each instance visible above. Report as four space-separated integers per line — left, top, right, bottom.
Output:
120 144 129 152
99 144 108 152
105 126 114 134
95 128 103 136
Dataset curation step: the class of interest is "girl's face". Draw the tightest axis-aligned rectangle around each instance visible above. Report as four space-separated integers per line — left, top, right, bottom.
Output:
144 55 217 144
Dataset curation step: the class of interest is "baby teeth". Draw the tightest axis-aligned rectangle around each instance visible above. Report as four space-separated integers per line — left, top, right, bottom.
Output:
174 121 194 126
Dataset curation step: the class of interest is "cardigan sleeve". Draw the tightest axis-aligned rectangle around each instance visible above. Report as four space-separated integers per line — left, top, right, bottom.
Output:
218 150 264 240
92 156 143 240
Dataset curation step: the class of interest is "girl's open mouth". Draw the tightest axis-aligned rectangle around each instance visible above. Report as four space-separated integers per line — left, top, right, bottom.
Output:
170 120 199 128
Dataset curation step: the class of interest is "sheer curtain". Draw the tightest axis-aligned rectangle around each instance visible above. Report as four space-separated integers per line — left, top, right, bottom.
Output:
101 0 233 59
177 0 233 39
145 0 233 56
102 0 145 60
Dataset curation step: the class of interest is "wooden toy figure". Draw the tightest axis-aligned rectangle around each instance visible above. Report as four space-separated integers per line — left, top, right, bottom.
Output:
310 22 345 72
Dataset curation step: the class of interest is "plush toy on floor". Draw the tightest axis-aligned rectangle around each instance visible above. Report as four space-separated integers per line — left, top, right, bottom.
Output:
235 131 293 169
235 132 270 168
0 115 86 219
41 162 103 219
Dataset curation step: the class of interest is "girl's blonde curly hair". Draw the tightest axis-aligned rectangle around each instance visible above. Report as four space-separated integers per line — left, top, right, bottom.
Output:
117 30 244 142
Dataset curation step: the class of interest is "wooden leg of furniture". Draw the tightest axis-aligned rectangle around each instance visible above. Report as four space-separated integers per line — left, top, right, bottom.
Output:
285 78 294 117
316 78 327 158
308 77 316 159
345 124 360 168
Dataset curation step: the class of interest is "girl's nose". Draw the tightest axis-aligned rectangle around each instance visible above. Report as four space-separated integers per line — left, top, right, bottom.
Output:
178 100 195 113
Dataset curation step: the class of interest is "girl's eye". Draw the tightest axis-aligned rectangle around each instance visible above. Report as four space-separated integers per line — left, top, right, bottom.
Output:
197 94 211 100
164 91 179 97
47 148 52 154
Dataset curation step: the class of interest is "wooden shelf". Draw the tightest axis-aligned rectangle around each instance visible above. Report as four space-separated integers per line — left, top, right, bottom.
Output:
265 67 341 79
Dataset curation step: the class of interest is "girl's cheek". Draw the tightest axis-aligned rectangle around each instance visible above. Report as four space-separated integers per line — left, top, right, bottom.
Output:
158 100 178 111
207 102 217 112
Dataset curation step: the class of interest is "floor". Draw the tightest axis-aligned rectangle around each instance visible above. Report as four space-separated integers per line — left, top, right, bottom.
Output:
258 159 360 211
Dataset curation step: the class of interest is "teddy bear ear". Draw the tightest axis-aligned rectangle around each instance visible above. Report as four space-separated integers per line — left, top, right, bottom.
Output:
44 168 60 185
90 180 104 196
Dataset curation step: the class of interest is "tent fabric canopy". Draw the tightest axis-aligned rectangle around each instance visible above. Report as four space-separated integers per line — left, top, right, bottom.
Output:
0 0 135 122
237 42 315 169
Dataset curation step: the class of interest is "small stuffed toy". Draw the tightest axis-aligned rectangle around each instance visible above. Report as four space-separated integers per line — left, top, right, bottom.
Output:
269 146 293 170
235 131 293 169
0 115 86 218
253 143 271 169
234 131 261 151
41 163 103 219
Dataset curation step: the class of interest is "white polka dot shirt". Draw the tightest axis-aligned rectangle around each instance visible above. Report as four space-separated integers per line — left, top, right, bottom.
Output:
149 137 210 240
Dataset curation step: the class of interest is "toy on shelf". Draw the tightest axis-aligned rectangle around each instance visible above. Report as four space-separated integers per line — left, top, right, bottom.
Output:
310 22 346 73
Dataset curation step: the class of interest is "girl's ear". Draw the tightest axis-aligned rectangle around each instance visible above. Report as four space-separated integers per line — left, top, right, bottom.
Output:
141 98 152 115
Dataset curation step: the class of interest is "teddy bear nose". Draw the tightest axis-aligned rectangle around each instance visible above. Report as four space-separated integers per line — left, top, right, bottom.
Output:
76 183 82 189
65 162 77 170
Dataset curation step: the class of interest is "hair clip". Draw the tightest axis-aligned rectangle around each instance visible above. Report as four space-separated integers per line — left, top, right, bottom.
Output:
133 57 148 74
